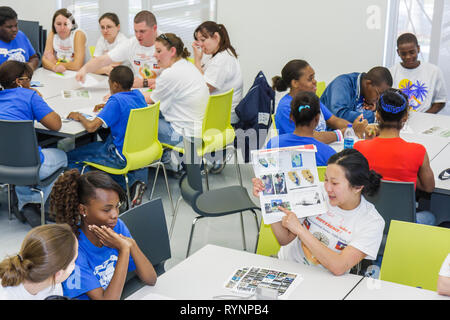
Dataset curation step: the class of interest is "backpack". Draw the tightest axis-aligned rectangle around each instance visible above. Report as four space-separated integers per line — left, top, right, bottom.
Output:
234 71 275 162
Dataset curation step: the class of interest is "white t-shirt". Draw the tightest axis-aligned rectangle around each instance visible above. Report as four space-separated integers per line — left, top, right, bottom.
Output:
439 254 450 277
0 282 63 300
278 195 385 272
201 49 243 123
93 32 128 57
151 59 209 138
390 61 447 113
53 29 86 62
108 37 161 80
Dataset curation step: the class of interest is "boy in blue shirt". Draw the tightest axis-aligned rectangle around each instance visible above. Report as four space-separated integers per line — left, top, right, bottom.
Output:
0 6 39 70
67 66 148 207
320 67 392 123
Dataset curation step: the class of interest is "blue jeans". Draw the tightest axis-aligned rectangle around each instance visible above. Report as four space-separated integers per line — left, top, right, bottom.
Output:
158 115 184 164
416 210 436 226
67 135 148 191
15 148 68 210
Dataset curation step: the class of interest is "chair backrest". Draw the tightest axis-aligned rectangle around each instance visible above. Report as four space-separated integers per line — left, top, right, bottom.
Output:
119 198 171 274
89 46 96 58
0 120 41 185
256 166 327 257
201 89 235 154
316 81 326 98
380 220 450 291
365 180 416 237
122 102 163 171
182 136 204 194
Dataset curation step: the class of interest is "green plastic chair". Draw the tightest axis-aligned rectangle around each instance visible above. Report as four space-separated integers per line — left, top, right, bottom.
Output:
256 166 327 257
316 81 326 98
380 220 450 291
82 102 174 212
162 89 241 189
89 46 96 58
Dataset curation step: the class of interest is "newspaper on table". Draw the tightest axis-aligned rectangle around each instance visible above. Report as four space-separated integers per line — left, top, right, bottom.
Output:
224 266 302 299
61 89 91 100
251 144 328 225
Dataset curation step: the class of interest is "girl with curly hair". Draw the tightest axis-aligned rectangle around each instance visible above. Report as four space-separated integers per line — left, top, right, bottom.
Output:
50 169 156 300
0 224 77 300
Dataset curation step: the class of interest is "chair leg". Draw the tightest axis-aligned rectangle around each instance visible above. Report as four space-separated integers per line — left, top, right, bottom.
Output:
31 188 46 225
240 212 247 252
7 184 12 221
149 163 161 200
203 157 210 191
159 162 175 216
251 210 260 253
233 147 243 187
81 164 88 175
169 196 183 239
124 174 131 209
186 216 204 258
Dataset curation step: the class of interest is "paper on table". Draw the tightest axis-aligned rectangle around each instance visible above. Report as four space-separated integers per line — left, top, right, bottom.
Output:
78 74 99 88
49 70 77 79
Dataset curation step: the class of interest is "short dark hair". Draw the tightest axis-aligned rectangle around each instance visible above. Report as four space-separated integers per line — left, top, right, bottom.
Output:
109 65 134 90
99 12 120 26
0 6 17 26
134 10 157 27
365 66 393 87
272 59 310 92
290 91 320 127
397 32 419 47
52 8 77 34
0 60 33 89
327 149 382 197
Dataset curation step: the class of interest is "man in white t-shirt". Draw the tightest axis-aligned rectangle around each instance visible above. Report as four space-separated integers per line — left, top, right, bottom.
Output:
437 253 450 296
76 10 160 90
390 33 447 114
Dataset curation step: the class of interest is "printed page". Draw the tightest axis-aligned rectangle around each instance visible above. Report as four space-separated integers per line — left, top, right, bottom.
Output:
252 145 328 224
61 89 91 100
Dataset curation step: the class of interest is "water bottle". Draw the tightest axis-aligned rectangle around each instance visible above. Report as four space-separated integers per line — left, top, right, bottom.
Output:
343 124 356 149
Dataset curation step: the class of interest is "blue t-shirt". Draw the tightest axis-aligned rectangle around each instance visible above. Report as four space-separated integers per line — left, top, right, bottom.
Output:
275 93 333 135
0 87 54 163
266 133 336 166
62 219 137 300
97 90 147 157
0 31 36 65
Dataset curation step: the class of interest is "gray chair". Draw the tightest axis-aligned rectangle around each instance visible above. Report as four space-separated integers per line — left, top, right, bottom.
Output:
119 197 171 300
0 120 65 225
365 179 416 257
170 137 260 258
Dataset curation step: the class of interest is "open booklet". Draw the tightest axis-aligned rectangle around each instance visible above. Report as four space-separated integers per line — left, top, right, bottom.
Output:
251 145 328 225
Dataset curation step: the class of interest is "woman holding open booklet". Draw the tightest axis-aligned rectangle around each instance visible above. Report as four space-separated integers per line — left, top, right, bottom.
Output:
252 149 385 276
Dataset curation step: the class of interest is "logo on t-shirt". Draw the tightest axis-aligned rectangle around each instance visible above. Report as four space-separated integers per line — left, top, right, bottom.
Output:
6 48 26 62
398 79 429 111
93 255 118 289
134 60 141 66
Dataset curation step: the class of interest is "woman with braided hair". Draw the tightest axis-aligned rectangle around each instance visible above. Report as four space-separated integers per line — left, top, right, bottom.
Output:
50 169 156 300
0 224 78 300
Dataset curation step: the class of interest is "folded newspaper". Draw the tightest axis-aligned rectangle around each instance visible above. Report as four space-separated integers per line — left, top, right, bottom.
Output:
251 145 328 224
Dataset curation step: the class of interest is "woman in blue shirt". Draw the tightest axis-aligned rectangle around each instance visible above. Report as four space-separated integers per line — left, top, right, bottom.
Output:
51 169 156 300
273 60 368 143
267 91 336 166
0 60 67 226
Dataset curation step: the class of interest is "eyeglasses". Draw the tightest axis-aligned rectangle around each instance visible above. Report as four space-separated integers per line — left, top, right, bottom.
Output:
363 87 380 108
439 168 450 181
159 33 173 46
18 76 31 82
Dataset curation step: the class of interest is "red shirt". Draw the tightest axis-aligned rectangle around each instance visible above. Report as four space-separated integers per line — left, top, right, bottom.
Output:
354 137 426 189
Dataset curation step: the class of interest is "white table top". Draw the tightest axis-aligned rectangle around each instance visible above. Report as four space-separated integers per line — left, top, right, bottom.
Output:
126 244 363 300
345 277 450 300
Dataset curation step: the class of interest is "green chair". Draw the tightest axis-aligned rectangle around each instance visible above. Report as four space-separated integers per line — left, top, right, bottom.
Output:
256 166 327 257
89 46 96 58
380 220 450 291
162 89 241 189
82 102 174 213
271 114 278 137
316 81 326 98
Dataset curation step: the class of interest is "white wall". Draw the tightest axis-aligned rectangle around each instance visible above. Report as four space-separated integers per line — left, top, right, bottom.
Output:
2 0 57 32
217 0 388 93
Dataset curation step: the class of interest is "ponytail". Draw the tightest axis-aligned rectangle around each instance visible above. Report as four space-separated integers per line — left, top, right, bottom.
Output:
290 91 320 127
327 149 381 197
156 33 191 59
0 224 77 287
272 59 309 93
272 76 288 92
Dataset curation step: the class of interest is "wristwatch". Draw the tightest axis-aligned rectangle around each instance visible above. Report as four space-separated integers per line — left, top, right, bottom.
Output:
143 79 148 88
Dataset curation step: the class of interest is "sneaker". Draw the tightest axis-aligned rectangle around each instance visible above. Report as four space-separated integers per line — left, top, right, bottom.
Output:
10 187 26 223
21 203 42 228
130 181 147 208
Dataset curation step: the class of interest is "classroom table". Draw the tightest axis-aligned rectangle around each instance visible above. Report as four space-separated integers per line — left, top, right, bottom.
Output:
344 277 450 300
31 68 87 100
126 244 364 300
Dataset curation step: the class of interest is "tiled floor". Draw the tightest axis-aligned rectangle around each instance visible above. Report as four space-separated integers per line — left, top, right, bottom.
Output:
0 156 262 272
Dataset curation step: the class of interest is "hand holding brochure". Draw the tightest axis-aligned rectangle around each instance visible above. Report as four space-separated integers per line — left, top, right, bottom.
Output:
251 145 328 224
